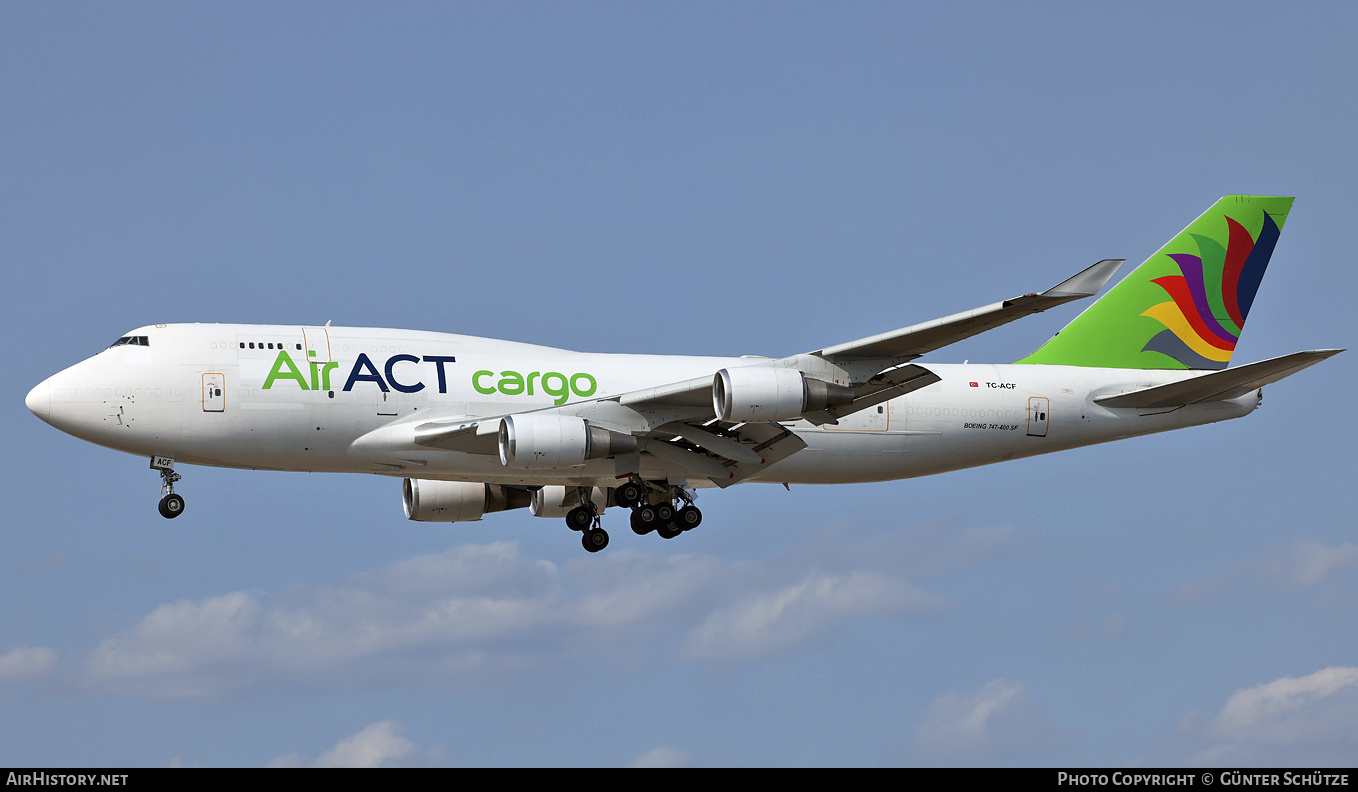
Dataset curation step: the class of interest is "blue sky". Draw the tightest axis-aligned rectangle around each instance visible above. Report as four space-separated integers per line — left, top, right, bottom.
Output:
3 2 1355 767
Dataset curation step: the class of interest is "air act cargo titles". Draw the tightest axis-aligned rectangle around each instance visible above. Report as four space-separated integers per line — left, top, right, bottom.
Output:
261 349 597 404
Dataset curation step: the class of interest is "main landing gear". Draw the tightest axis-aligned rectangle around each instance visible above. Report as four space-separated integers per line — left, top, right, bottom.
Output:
618 481 702 541
560 481 704 553
565 501 609 553
151 456 185 519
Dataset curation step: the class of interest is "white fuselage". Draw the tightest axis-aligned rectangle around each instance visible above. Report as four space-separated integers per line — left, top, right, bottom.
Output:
27 323 1259 487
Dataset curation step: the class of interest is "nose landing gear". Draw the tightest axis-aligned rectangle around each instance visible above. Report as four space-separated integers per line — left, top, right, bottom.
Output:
151 456 185 519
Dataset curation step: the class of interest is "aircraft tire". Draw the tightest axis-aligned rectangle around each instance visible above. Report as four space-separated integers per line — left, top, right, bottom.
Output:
657 523 681 540
615 482 643 509
630 509 652 535
582 527 609 553
677 506 702 531
158 494 185 519
565 506 593 532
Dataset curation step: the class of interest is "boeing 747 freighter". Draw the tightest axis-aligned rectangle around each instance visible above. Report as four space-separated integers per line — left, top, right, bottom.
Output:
26 196 1340 551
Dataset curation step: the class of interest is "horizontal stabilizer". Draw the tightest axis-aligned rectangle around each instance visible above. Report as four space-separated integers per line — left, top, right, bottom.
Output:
1094 349 1343 409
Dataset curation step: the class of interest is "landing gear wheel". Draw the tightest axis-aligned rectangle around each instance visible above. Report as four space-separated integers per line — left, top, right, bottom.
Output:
615 482 644 509
652 502 681 538
158 493 185 519
630 509 653 536
676 505 702 531
582 527 609 553
565 506 594 532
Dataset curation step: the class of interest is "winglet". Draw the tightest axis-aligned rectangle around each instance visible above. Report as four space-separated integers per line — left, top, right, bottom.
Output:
1041 259 1123 298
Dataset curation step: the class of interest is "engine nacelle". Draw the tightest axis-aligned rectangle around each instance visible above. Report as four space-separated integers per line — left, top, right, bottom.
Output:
530 485 609 518
403 479 530 522
499 413 637 468
713 367 855 422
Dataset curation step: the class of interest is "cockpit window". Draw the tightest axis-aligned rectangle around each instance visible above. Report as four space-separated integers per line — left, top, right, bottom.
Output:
108 336 150 348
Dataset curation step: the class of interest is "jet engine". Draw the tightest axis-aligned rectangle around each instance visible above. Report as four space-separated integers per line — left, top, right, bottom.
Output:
530 485 609 518
402 479 531 522
498 414 638 468
713 367 855 422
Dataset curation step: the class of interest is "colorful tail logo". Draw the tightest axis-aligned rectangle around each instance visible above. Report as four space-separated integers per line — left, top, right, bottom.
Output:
1016 196 1293 370
1141 212 1281 370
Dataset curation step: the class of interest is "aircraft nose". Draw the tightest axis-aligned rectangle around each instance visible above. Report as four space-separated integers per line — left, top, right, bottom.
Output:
26 378 51 421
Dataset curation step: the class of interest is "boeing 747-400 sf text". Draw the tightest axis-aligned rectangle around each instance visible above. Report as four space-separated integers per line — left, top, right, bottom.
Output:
26 196 1341 552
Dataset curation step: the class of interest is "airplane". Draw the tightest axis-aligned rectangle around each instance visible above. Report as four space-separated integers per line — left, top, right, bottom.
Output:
25 195 1341 553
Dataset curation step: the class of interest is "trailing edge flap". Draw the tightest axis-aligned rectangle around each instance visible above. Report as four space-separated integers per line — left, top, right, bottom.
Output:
1094 349 1344 409
643 423 808 488
812 259 1123 361
717 423 807 487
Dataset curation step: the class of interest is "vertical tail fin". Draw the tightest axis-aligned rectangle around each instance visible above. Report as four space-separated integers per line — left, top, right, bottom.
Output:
1016 195 1293 370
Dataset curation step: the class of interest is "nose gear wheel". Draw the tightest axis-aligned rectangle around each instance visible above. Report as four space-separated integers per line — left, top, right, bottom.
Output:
152 457 185 519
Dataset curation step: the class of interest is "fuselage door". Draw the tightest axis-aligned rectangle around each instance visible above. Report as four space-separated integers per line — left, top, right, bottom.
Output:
303 327 332 364
203 373 225 412
824 401 889 432
1027 396 1049 437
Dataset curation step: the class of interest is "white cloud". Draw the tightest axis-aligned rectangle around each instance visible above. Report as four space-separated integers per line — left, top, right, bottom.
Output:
87 543 568 696
905 679 1061 766
683 570 946 659
89 592 264 697
85 539 946 696
628 746 690 768
1269 542 1358 587
1168 540 1358 605
914 678 1023 749
1189 667 1358 766
0 646 57 681
269 721 419 768
314 721 417 768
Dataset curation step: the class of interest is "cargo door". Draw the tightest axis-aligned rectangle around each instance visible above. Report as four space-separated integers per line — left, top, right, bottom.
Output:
1027 396 1049 437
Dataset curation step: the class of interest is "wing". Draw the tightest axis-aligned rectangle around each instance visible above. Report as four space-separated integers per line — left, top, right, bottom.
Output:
812 259 1123 361
600 258 1117 431
358 260 1119 484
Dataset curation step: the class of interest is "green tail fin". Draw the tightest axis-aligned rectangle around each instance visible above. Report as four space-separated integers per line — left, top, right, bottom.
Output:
1016 195 1293 370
